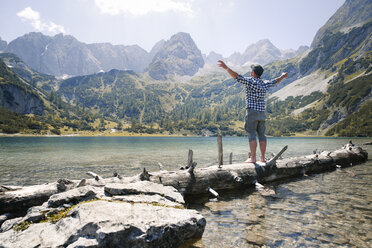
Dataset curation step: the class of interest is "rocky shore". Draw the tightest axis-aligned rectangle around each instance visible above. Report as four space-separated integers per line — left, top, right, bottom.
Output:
0 181 205 247
0 143 368 247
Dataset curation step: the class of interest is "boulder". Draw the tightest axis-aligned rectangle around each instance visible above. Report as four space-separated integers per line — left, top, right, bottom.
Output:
112 194 183 208
0 200 206 248
0 183 58 214
105 181 185 204
47 186 104 208
0 217 22 233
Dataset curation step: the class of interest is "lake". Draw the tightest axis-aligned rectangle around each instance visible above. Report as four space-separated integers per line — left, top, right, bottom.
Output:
0 136 371 247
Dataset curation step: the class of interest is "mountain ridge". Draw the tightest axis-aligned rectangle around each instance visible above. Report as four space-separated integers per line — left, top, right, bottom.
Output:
2 31 307 78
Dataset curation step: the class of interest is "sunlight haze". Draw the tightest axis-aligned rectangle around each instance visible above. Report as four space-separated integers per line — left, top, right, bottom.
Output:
1 0 345 56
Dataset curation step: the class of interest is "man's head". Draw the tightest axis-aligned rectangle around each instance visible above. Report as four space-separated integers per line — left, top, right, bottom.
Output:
251 64 264 78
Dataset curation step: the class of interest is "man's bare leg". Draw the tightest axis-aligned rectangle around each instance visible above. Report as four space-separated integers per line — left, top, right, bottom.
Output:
245 140 257 163
259 140 266 162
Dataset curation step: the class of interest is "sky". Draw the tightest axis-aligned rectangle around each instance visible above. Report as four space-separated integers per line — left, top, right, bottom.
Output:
0 0 345 57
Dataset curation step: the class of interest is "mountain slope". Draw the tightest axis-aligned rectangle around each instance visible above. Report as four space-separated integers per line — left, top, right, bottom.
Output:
261 0 372 137
0 58 45 115
5 33 151 76
0 37 7 51
146 32 204 80
311 0 372 48
0 53 60 92
0 55 104 135
227 39 308 66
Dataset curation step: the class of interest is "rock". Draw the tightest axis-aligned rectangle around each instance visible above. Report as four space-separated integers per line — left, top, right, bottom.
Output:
66 237 99 248
112 194 183 208
0 183 58 215
57 178 75 192
22 205 49 223
0 217 22 232
0 201 206 248
105 181 185 204
0 213 14 228
47 186 104 208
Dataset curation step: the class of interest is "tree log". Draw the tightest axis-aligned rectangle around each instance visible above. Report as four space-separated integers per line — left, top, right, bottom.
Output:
144 145 368 195
86 172 103 181
266 145 288 167
187 150 193 168
218 135 223 167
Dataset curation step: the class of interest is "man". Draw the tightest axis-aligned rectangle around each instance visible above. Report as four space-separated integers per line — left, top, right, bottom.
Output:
218 60 288 163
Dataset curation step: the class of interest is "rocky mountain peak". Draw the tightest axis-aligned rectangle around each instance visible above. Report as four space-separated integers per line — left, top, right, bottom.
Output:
5 32 152 76
150 39 166 58
311 0 372 48
146 32 204 80
204 51 223 65
227 39 304 66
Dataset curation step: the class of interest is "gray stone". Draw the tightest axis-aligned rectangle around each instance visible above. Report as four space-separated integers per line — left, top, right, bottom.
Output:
0 183 58 214
0 213 14 227
47 186 104 208
0 200 206 248
66 237 99 248
22 205 50 223
112 194 183 208
105 181 185 204
0 217 22 232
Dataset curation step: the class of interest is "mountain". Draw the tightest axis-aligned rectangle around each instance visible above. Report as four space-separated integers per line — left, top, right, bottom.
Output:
0 58 44 115
86 43 150 73
0 54 102 135
262 0 372 136
0 37 6 51
146 32 205 80
311 0 372 48
0 53 60 92
5 32 151 77
226 39 308 66
203 51 223 65
149 39 166 59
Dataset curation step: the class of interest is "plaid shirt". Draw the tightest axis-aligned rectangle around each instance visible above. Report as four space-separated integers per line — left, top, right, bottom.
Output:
236 74 277 112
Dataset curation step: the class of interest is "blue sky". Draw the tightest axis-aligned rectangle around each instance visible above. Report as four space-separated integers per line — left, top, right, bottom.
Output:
0 0 345 57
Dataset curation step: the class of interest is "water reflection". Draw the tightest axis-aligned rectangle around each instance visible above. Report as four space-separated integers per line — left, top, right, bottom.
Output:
189 160 372 247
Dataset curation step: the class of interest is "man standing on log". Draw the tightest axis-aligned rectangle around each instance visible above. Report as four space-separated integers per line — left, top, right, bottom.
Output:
218 60 288 163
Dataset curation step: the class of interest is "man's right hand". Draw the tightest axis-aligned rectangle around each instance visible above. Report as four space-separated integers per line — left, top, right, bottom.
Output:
282 72 288 78
218 60 228 70
218 60 238 79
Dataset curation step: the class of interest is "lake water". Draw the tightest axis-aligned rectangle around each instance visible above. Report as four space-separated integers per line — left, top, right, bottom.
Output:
1 136 371 247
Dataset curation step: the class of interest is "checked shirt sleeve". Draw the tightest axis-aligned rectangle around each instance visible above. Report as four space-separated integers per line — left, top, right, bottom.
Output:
265 79 278 87
236 75 270 92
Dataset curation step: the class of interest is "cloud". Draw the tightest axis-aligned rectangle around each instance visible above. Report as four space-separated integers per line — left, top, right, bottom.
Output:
17 7 66 34
94 0 194 16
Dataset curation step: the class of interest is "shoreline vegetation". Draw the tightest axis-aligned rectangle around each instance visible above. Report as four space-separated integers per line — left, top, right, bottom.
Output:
0 132 341 138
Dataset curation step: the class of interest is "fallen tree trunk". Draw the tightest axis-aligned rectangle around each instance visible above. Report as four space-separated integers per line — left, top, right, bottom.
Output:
142 145 368 195
0 144 368 214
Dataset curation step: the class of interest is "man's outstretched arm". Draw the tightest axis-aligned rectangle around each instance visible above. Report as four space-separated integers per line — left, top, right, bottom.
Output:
218 60 238 79
275 72 288 84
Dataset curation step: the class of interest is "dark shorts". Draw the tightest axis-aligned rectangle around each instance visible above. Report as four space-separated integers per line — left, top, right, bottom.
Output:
244 108 267 142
